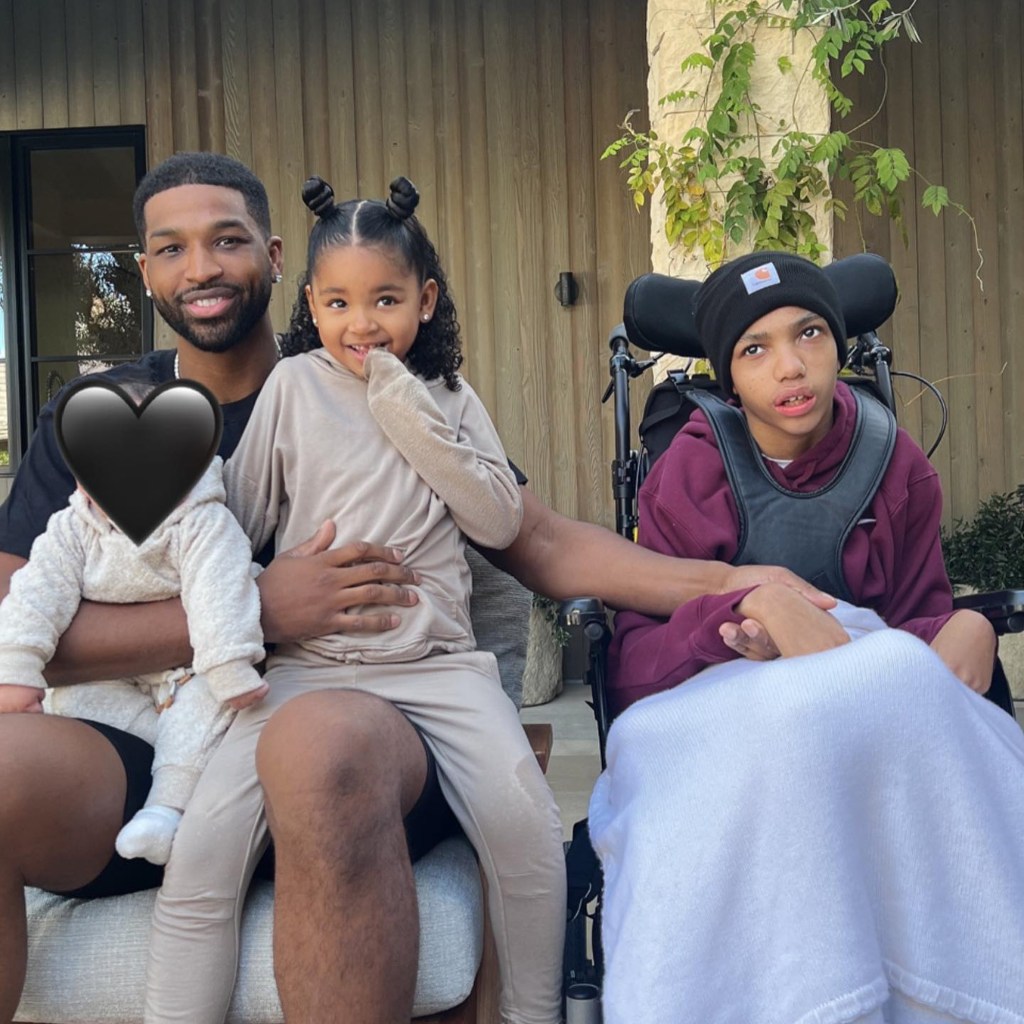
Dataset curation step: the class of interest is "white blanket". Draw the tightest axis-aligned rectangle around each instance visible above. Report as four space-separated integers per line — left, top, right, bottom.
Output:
589 606 1024 1024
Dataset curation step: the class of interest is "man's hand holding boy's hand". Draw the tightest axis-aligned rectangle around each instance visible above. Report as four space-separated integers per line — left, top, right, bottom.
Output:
727 582 849 661
719 563 836 611
0 684 45 713
930 609 995 694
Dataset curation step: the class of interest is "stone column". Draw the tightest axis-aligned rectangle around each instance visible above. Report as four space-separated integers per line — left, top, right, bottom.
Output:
645 0 833 374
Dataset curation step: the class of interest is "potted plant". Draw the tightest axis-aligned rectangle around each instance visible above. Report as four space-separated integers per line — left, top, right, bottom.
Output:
941 485 1024 698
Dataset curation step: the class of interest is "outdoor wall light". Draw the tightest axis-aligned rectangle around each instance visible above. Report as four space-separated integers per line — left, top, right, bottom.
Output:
555 271 579 307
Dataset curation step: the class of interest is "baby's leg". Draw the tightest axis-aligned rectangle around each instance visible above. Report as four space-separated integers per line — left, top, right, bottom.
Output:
144 691 279 1024
116 672 233 866
46 678 160 744
376 652 566 1024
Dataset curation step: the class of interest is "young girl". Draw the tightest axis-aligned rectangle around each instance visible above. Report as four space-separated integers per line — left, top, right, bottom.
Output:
144 177 566 1024
590 252 1024 1024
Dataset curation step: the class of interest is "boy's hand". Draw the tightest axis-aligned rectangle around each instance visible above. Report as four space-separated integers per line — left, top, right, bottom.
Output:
0 684 45 713
930 609 996 694
729 582 849 660
227 682 269 711
719 619 780 661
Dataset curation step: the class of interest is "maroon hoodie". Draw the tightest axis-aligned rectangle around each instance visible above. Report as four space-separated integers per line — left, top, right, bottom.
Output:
609 381 956 715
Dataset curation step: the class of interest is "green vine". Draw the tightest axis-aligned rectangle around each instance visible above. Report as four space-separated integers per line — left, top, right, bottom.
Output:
604 0 976 269
532 594 571 649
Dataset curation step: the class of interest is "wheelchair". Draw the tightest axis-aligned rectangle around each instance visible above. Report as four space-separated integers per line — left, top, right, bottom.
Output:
561 252 1024 1018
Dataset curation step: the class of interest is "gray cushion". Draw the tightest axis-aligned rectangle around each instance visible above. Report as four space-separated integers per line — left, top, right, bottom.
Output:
17 838 482 1023
466 545 532 708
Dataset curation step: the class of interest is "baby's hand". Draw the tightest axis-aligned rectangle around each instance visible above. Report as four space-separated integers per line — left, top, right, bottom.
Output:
227 682 269 712
0 684 45 714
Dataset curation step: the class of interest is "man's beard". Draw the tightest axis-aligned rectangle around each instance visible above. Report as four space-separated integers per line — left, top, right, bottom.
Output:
152 271 273 353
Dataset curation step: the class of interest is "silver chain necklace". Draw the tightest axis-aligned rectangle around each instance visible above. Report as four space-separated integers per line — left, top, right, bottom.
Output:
174 338 281 380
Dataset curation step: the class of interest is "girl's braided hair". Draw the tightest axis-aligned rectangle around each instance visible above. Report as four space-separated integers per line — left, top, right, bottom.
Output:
281 175 463 391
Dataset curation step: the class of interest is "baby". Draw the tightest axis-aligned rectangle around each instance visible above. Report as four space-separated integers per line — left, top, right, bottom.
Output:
0 380 266 865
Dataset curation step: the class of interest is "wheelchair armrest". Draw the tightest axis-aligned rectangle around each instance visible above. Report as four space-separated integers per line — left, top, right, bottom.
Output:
560 598 613 766
952 590 1024 635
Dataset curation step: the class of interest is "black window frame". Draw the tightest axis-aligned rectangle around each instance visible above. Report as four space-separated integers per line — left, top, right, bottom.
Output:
5 126 150 473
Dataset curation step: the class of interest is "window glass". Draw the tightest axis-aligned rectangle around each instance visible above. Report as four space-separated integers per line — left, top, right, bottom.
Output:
31 251 145 361
29 147 138 249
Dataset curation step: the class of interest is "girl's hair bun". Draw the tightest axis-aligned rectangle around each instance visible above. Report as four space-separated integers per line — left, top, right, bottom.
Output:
385 176 419 221
302 176 337 219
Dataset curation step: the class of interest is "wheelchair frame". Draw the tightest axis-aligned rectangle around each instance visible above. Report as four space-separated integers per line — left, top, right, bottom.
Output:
561 253 1024 1016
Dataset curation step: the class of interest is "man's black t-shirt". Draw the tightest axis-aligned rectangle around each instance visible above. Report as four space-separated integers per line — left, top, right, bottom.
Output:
0 350 261 561
0 350 526 562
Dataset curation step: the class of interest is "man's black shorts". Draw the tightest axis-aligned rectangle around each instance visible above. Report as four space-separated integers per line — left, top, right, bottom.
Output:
58 718 461 899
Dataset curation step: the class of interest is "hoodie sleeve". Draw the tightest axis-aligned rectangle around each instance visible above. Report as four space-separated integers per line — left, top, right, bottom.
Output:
222 375 286 555
607 433 755 715
364 349 523 550
0 508 86 690
869 440 955 644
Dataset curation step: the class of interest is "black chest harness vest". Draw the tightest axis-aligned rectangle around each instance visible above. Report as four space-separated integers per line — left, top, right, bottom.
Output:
685 388 897 603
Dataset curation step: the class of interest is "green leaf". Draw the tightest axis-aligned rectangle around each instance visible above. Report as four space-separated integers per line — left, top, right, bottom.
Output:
922 184 950 215
680 52 715 72
777 55 793 74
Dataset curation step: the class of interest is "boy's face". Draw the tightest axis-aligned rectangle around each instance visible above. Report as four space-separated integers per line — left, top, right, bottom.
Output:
729 305 839 461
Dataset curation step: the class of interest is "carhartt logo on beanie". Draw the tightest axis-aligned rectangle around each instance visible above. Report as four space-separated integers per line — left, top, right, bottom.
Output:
693 251 847 396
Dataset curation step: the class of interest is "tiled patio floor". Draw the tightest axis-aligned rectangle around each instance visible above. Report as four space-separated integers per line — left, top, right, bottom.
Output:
520 683 602 840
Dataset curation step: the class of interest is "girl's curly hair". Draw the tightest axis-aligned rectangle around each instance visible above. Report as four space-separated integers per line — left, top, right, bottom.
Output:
279 175 463 391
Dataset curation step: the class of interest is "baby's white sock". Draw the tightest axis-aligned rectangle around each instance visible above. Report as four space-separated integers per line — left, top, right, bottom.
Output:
115 805 183 866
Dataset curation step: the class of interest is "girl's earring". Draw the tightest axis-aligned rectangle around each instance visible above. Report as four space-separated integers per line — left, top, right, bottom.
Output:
146 289 152 298
273 272 283 284
421 314 430 322
312 318 318 326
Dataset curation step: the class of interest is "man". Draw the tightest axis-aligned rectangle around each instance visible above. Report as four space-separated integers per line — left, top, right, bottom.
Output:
0 153 831 1024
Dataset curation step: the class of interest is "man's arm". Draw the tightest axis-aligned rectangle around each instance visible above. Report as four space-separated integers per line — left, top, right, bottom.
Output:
0 552 193 686
478 486 835 615
0 527 421 687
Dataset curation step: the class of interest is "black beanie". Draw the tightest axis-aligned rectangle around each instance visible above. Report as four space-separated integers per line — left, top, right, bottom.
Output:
693 251 847 396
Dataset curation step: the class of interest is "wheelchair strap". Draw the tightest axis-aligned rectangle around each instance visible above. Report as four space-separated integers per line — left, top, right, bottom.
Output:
686 388 897 603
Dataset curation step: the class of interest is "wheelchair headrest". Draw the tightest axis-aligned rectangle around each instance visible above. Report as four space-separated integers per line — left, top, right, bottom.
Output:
622 252 898 359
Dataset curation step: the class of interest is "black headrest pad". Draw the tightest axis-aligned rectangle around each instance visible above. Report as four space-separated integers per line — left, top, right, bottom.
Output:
622 252 897 358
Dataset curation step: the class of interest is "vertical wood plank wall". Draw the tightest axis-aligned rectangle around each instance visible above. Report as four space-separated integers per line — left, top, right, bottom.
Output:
0 0 651 528
832 0 1023 524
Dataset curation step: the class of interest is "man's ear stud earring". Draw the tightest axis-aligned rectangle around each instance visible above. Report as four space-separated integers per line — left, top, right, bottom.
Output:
146 289 152 298
273 272 283 284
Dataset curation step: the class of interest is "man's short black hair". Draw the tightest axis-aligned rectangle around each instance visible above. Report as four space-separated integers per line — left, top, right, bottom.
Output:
133 152 272 241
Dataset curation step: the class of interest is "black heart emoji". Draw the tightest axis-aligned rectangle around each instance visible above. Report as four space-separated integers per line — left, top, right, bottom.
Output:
54 379 223 545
